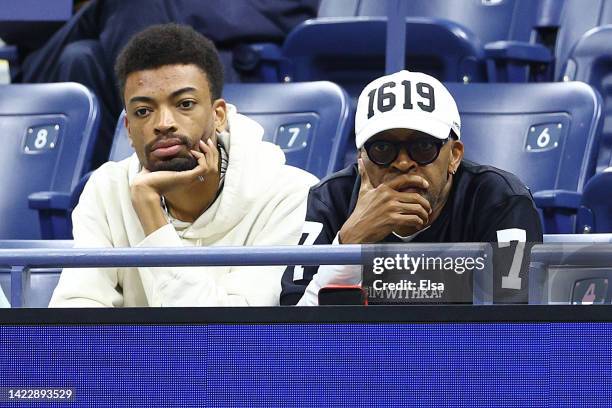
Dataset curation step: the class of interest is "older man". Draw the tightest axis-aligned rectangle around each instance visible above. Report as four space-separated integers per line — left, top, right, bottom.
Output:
281 70 543 305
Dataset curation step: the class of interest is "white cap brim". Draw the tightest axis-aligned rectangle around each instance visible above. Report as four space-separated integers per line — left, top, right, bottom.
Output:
355 110 451 148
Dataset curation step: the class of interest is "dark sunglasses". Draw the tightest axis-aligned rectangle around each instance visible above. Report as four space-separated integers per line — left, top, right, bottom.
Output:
364 137 450 166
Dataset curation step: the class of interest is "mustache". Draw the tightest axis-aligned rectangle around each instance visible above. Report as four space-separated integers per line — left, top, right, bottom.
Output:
144 134 193 156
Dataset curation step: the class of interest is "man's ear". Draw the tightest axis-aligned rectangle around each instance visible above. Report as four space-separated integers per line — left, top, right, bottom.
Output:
449 140 464 174
212 99 228 131
124 112 134 148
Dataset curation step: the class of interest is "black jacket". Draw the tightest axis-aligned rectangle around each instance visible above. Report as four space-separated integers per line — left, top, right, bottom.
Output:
281 160 543 305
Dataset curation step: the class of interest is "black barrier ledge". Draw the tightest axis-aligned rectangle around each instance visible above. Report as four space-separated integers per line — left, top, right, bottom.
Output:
0 305 611 325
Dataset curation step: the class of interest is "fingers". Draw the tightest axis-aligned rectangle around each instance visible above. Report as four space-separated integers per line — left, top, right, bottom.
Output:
394 191 432 214
190 148 204 160
187 138 220 183
192 139 219 167
384 173 429 191
133 138 220 195
391 213 428 229
393 202 430 224
204 138 219 169
358 158 374 192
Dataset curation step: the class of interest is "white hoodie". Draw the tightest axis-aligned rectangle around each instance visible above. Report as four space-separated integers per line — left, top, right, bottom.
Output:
0 287 8 308
49 107 318 307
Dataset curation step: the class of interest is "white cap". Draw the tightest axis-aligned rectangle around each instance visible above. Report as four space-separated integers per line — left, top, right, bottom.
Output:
355 70 461 148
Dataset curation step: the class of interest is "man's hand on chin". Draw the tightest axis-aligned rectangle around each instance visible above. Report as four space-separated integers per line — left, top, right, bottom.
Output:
130 139 219 235
338 159 432 244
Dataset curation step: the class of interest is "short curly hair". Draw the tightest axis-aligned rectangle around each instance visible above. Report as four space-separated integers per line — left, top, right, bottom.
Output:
114 24 224 102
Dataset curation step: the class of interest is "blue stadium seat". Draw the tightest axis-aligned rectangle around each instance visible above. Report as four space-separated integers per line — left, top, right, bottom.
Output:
0 83 99 239
305 0 612 88
576 169 612 233
276 0 549 95
110 81 352 178
552 0 612 82
562 25 612 174
281 17 485 96
107 110 130 162
494 0 612 83
446 81 603 234
223 82 352 177
544 3 612 234
0 239 73 307
318 0 539 44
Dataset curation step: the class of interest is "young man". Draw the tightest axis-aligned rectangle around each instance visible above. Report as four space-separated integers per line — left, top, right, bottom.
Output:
49 24 317 307
281 70 543 306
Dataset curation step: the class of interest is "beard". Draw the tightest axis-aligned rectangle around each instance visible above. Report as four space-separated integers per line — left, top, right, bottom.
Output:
144 134 199 172
147 155 198 172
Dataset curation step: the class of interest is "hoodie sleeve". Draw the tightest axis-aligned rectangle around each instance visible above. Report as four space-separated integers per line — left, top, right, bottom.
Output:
219 177 318 306
132 224 254 306
0 286 9 308
49 172 123 308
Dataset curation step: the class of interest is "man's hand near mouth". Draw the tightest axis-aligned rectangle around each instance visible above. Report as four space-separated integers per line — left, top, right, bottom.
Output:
338 159 432 244
130 138 220 234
